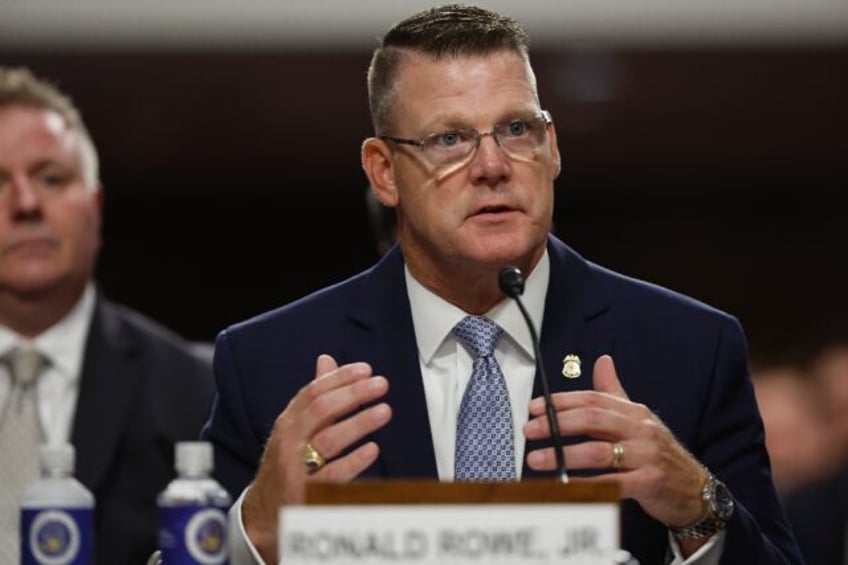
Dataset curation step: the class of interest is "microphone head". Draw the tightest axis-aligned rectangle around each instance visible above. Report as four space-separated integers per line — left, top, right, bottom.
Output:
498 265 525 298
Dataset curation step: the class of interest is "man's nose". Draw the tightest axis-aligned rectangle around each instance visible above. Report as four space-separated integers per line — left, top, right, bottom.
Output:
10 175 41 214
474 131 510 166
466 132 510 186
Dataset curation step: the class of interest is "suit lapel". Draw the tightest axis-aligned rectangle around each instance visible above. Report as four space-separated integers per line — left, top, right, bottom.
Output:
346 240 617 480
347 250 438 478
540 237 615 397
71 297 141 492
524 237 615 478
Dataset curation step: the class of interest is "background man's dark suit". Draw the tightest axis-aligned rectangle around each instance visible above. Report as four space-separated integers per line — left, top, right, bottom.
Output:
203 235 802 564
783 470 848 564
73 293 215 564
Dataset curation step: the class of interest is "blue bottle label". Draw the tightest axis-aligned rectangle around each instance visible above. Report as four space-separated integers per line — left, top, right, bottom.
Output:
159 505 229 564
21 507 94 565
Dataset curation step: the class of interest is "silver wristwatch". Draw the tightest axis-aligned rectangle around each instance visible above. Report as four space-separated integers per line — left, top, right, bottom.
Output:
670 471 735 541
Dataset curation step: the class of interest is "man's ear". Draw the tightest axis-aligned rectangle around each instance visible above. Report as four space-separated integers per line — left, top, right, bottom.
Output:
547 123 562 180
361 137 399 207
91 180 104 229
94 181 104 206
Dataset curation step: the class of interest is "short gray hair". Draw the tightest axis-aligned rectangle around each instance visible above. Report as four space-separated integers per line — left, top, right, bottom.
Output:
367 4 532 134
0 66 99 189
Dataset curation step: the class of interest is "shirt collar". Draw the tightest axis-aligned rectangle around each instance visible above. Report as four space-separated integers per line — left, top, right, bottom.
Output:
407 251 550 364
0 283 96 381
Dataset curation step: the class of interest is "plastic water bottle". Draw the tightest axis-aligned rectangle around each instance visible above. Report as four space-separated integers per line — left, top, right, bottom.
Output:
20 443 95 565
158 441 231 564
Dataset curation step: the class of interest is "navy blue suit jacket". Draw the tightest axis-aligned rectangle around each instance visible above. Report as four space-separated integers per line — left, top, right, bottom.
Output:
202 235 803 564
73 294 215 564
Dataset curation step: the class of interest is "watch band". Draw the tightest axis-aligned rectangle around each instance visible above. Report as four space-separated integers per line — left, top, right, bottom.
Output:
670 515 726 540
670 470 733 541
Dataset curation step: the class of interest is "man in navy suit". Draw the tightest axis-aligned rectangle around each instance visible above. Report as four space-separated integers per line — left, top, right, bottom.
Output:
201 5 803 564
0 66 215 564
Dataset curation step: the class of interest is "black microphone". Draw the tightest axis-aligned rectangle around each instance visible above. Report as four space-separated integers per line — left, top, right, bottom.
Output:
498 265 568 483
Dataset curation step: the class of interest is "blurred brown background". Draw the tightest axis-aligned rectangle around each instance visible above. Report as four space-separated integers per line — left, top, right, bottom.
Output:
1 2 846 362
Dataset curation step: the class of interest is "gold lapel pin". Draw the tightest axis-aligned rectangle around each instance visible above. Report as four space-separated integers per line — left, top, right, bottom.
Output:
562 354 581 379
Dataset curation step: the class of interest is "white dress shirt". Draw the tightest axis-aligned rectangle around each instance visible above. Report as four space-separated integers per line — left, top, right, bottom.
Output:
228 253 722 564
409 254 548 480
0 284 95 446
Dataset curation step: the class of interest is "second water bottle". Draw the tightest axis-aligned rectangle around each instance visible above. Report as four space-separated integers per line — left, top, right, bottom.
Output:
157 441 231 564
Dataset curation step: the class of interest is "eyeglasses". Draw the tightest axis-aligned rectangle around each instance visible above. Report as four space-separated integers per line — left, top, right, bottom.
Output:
380 110 552 174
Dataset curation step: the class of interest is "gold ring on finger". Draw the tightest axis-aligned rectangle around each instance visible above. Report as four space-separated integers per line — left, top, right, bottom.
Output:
303 441 326 474
612 442 625 471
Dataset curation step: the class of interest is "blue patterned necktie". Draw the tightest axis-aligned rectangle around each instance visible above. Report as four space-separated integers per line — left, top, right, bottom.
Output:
453 315 516 481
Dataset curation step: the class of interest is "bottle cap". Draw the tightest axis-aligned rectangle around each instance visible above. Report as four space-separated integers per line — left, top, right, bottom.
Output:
175 441 213 476
40 443 75 473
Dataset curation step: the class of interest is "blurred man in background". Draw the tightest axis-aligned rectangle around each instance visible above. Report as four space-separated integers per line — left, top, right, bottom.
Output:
0 66 214 564
782 342 848 564
751 361 834 497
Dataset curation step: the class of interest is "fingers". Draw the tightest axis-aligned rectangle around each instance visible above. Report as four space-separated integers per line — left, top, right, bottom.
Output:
523 353 711 529
243 355 392 561
315 353 339 377
288 355 374 415
302 374 390 434
289 355 392 476
525 401 631 441
526 440 635 473
527 354 630 417
524 353 640 476
279 355 389 441
309 402 393 466
592 354 628 398
310 441 382 481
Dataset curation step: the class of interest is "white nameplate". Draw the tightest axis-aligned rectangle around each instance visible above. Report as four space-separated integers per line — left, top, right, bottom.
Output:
279 503 619 564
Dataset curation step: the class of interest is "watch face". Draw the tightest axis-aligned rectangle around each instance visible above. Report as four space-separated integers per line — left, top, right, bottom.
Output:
711 480 735 521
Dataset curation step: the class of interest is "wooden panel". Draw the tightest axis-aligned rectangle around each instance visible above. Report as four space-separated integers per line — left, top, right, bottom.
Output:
307 479 620 505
